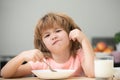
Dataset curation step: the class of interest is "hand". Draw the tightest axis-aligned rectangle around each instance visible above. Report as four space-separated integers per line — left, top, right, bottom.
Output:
69 29 85 43
19 49 44 62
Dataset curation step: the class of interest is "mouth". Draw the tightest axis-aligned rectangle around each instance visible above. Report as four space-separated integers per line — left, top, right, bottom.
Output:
52 40 60 45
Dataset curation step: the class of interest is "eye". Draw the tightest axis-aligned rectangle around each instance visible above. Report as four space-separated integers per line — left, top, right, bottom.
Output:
56 29 62 33
44 34 50 38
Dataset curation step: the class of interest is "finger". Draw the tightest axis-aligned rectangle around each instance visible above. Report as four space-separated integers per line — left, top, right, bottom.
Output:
32 57 37 62
69 35 73 41
30 53 38 62
36 52 44 61
35 55 41 61
71 36 76 42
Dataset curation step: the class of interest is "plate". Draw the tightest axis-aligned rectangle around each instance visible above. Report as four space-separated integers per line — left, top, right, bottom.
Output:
32 69 75 79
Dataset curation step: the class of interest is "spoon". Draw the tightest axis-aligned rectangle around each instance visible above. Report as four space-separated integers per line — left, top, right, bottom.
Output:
43 59 57 72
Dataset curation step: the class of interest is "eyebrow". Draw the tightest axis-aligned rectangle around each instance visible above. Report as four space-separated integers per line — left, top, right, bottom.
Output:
42 27 63 35
42 31 50 36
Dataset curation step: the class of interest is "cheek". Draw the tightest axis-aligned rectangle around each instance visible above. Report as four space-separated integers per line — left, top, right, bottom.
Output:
43 39 51 49
62 32 69 41
61 33 70 45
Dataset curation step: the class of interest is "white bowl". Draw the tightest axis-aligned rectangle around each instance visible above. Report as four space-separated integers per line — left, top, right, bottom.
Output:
32 69 75 79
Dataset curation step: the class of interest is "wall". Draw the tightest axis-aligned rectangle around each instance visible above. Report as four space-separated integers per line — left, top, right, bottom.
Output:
0 0 120 56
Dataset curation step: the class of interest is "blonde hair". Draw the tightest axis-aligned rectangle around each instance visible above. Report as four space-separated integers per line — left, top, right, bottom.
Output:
34 12 82 58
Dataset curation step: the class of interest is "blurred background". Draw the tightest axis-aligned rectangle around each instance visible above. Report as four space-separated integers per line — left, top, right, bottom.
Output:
0 0 120 68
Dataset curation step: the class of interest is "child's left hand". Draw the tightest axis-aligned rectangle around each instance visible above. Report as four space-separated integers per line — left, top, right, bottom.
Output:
69 29 85 43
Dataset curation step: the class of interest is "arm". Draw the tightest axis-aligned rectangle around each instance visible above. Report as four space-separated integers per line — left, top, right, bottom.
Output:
80 36 95 77
69 29 95 77
1 49 44 78
1 55 32 78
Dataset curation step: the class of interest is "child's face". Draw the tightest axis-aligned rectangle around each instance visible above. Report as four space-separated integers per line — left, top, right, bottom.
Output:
42 25 70 53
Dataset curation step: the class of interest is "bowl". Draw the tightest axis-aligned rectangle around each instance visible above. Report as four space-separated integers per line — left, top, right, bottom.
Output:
32 69 75 79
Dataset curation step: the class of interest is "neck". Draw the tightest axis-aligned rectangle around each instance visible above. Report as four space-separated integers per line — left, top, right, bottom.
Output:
51 49 71 63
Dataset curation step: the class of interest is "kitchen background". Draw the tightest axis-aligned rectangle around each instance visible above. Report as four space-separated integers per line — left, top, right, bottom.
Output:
0 0 120 69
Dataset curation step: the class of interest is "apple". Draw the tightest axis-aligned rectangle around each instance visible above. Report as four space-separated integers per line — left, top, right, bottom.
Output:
103 47 112 53
96 41 107 51
93 47 99 52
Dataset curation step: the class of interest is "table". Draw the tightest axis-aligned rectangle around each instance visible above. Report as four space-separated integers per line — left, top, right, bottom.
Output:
0 77 95 80
1 76 118 80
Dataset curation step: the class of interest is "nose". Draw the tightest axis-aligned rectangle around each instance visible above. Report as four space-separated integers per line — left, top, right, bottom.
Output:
51 34 57 40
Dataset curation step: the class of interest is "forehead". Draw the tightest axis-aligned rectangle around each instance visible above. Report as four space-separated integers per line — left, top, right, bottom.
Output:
39 13 69 37
42 23 61 31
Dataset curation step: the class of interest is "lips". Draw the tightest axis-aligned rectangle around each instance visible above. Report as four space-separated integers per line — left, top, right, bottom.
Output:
52 40 60 45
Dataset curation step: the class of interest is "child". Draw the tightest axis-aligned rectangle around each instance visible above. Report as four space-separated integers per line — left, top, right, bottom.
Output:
1 12 95 78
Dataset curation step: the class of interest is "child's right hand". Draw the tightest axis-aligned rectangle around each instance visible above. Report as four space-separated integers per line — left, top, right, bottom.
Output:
19 49 44 62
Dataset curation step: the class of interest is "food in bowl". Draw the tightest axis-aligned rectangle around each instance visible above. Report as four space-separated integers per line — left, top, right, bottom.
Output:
32 69 75 79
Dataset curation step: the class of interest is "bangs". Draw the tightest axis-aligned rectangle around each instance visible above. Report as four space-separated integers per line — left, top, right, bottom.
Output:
40 21 54 34
39 13 69 36
40 21 61 37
